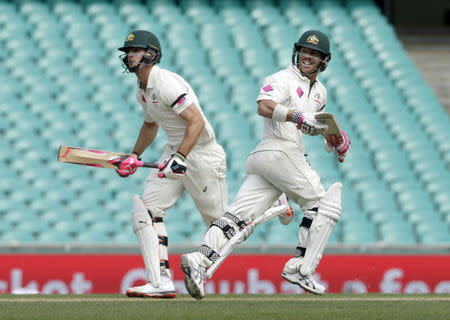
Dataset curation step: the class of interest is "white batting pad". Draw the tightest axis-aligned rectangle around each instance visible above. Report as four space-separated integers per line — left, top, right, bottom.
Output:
300 182 342 276
132 195 161 287
206 204 287 279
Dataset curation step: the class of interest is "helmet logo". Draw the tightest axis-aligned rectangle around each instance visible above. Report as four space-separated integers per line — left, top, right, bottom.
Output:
126 33 135 42
306 34 319 45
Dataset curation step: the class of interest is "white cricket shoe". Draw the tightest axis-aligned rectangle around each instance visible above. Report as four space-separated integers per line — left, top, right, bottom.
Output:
275 194 294 225
180 253 206 300
281 271 326 295
126 275 176 298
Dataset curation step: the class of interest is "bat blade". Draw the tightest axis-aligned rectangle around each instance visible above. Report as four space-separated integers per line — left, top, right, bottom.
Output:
58 146 161 169
58 145 127 169
315 113 344 147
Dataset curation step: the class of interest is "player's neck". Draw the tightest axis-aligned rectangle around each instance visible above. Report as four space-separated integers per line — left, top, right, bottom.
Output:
307 73 317 82
136 64 153 89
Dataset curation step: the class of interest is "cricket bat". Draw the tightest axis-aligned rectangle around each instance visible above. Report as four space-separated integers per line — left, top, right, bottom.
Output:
57 145 162 169
315 113 344 147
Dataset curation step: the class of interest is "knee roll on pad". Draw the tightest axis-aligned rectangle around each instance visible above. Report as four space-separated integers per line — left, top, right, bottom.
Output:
319 199 341 222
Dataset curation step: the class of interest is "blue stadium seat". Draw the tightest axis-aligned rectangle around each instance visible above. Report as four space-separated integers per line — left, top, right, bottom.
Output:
0 232 35 244
75 231 111 244
38 230 74 244
0 0 447 246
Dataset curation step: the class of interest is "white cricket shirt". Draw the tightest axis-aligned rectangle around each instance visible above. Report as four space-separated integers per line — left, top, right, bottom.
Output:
256 64 327 146
137 65 215 147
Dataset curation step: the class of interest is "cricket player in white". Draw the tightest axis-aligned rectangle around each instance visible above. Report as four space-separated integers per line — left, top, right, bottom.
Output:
115 30 293 299
114 30 229 298
181 30 351 299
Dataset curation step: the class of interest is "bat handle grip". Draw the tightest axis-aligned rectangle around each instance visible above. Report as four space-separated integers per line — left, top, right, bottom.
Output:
136 161 163 169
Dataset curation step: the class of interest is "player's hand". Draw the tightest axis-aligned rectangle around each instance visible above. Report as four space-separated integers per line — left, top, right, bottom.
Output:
291 110 328 135
111 154 139 178
157 152 187 179
336 130 350 162
274 194 294 225
323 137 335 153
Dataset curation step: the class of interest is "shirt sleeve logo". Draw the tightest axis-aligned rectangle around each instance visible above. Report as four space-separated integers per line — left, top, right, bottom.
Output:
177 96 186 105
170 93 187 107
262 84 273 92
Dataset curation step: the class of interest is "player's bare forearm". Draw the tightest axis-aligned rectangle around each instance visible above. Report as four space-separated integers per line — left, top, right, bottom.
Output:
178 116 204 156
257 100 294 121
178 104 205 156
132 121 159 157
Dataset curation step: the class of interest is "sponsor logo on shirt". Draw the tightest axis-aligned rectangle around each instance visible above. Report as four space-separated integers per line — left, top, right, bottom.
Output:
151 93 159 104
314 92 320 103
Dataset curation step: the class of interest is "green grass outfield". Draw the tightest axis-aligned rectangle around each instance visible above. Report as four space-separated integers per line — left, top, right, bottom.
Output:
1 294 449 320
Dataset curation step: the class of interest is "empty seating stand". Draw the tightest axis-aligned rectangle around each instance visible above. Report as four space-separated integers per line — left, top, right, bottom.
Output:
0 0 448 246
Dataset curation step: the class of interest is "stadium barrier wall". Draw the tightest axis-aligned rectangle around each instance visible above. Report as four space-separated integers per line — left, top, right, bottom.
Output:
0 254 449 294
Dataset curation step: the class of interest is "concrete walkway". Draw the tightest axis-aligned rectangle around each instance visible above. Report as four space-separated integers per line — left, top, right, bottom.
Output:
397 28 450 113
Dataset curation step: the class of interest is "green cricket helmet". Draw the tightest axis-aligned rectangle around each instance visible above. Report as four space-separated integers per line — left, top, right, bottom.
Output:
118 30 162 72
292 30 331 72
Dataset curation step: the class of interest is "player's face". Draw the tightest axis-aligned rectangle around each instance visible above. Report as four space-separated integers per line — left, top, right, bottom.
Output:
298 48 322 74
126 48 146 68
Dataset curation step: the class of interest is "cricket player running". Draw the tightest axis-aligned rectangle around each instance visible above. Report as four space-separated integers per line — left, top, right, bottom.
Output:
115 30 228 298
116 30 292 298
181 30 350 299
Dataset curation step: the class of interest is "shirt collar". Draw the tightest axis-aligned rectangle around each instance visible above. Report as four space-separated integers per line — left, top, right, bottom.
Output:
146 64 160 89
290 64 315 82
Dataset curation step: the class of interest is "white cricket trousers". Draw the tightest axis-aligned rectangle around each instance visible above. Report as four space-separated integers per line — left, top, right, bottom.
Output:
141 140 228 226
194 138 326 268
229 138 325 221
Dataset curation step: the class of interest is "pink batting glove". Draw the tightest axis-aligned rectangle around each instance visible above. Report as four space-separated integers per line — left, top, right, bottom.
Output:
109 155 139 178
336 130 350 163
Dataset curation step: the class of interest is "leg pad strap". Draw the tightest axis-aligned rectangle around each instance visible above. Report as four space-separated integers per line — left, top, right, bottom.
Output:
294 246 307 258
198 244 220 263
160 260 170 268
300 217 313 229
158 235 168 246
224 212 247 229
212 218 236 240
